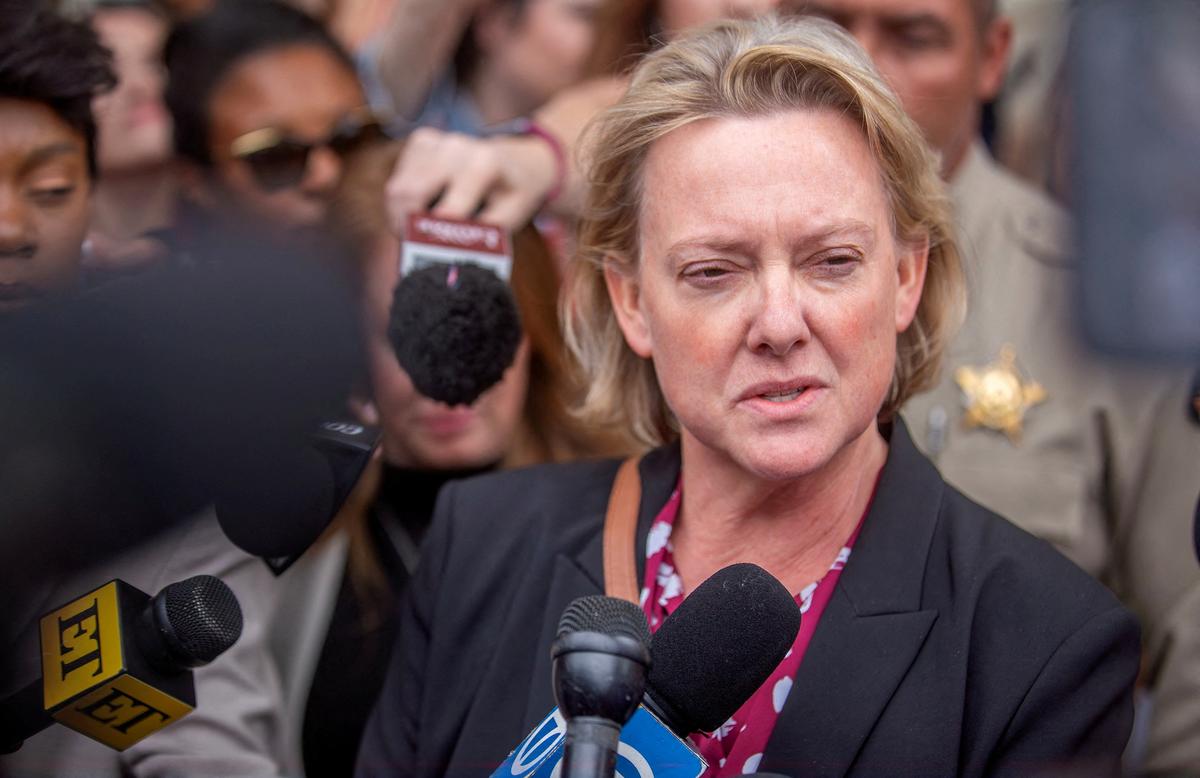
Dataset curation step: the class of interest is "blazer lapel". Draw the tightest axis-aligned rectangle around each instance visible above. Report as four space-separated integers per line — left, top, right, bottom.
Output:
521 443 683 729
761 421 943 778
521 551 606 729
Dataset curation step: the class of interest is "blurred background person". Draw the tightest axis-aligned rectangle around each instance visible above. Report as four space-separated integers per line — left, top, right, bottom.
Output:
0 1 113 318
377 0 785 232
358 0 611 263
358 17 1138 776
162 0 376 247
86 0 177 272
990 0 1071 201
372 0 607 134
268 138 633 778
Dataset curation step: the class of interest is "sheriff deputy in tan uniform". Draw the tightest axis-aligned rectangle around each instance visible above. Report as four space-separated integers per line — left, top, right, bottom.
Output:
801 0 1200 770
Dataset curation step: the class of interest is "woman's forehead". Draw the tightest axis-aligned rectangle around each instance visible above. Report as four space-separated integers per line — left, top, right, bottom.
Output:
636 111 890 252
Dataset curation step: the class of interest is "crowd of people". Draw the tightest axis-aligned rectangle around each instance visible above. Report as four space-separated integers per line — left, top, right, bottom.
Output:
1 0 1197 776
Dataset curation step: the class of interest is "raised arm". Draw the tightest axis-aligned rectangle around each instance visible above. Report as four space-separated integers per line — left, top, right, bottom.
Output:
372 0 485 120
384 76 628 231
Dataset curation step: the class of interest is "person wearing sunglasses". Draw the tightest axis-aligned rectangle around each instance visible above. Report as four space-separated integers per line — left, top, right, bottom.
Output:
164 0 377 237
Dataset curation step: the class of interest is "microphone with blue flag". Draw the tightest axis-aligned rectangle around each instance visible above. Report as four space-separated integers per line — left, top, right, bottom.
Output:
493 563 801 778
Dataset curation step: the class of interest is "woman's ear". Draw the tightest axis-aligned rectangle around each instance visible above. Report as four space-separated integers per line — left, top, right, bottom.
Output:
603 258 653 358
894 235 929 333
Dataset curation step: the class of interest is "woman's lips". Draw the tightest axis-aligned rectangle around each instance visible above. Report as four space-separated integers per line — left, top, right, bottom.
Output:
738 379 828 418
417 405 478 437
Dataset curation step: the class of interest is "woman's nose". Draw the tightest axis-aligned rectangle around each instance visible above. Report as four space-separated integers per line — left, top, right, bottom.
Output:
302 145 343 197
0 189 35 258
747 273 811 357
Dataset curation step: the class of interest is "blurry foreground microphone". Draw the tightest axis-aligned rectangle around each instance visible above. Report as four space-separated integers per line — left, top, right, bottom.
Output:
0 230 362 584
0 575 242 754
389 214 520 406
553 596 651 778
494 563 801 778
214 418 381 575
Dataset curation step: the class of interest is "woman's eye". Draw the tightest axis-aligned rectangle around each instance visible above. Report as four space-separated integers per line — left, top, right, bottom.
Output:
684 264 732 284
29 185 76 205
813 253 860 276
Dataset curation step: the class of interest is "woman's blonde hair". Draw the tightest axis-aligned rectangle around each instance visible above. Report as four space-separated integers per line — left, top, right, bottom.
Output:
564 14 965 447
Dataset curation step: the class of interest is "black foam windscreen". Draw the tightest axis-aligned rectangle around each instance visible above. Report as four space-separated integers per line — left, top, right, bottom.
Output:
648 563 801 734
387 263 521 407
155 575 244 666
213 444 336 559
557 595 652 646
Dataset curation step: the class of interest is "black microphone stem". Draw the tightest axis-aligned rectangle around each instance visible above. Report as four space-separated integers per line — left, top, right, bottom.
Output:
0 678 52 753
561 715 621 778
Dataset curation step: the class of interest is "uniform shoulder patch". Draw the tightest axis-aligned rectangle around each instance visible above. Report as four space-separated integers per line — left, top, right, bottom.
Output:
1008 199 1076 269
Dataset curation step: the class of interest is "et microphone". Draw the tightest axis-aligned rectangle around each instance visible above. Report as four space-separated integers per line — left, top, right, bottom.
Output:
0 575 243 753
495 563 801 778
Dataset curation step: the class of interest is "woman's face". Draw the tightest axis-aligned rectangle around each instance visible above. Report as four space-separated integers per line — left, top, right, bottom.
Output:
484 0 604 110
362 237 532 470
607 110 926 481
206 45 366 231
91 7 173 175
0 99 90 314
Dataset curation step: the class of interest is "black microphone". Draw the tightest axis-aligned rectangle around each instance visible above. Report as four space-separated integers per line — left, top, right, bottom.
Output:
494 563 801 777
213 444 336 563
645 562 801 736
214 419 381 574
0 575 243 753
0 232 362 589
552 596 651 778
387 262 521 406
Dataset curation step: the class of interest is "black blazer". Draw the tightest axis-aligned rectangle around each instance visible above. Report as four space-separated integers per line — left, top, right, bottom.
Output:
356 421 1139 777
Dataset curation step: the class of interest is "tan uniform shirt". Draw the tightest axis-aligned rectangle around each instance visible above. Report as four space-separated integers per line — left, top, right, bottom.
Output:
902 143 1200 773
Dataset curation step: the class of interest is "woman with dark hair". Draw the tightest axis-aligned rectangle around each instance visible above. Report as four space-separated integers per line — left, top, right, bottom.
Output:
0 2 114 314
163 0 378 237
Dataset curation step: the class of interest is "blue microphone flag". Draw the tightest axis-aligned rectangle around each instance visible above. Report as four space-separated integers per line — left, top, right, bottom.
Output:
493 707 706 778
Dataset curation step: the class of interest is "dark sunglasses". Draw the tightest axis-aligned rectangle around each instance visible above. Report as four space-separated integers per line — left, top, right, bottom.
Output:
228 108 386 192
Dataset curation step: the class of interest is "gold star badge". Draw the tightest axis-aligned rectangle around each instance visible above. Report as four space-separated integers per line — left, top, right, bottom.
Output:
954 345 1046 443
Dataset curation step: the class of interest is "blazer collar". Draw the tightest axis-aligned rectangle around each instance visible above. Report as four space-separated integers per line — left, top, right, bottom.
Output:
572 422 943 613
536 423 944 776
524 447 682 728
761 419 944 776
838 418 944 615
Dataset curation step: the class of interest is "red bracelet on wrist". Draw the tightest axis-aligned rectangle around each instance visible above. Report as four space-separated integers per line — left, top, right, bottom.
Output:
522 119 566 206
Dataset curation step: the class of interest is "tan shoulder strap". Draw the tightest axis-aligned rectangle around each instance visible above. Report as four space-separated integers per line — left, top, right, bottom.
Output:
603 456 642 603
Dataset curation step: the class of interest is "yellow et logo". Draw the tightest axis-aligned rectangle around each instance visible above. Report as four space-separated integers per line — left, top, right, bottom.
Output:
39 581 124 711
52 676 192 751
